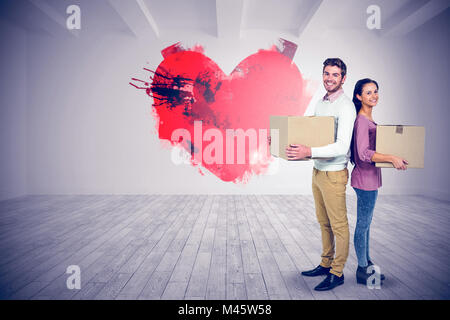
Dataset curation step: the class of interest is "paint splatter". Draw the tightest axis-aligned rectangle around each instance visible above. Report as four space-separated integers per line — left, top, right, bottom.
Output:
131 39 315 183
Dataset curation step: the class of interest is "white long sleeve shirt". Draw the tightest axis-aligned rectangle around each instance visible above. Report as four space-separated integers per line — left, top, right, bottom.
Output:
311 90 356 171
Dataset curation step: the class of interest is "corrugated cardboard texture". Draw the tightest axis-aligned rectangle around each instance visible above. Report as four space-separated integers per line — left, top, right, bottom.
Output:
375 125 425 168
270 116 335 160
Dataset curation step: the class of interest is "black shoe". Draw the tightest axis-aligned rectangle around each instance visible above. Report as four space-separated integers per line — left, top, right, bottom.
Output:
314 273 344 291
368 260 385 281
301 265 331 277
356 266 370 285
357 265 385 285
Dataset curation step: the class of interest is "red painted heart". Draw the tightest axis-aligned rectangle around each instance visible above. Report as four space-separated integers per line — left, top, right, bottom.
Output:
135 42 314 183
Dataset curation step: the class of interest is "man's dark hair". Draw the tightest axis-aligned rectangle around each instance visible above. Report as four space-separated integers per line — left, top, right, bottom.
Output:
323 58 347 77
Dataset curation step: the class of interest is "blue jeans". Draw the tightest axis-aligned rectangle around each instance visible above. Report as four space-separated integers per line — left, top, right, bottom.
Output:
353 187 378 268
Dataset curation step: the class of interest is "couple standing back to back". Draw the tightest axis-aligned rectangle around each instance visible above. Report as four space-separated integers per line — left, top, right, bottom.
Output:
285 58 408 291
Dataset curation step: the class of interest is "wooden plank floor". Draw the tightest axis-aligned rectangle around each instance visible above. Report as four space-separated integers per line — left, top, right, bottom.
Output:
0 194 449 300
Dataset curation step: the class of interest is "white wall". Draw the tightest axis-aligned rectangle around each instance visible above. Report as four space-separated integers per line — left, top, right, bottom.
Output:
399 9 450 201
5 7 449 199
0 20 27 201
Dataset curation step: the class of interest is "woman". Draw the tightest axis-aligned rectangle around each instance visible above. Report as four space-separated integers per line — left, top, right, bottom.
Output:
350 78 408 285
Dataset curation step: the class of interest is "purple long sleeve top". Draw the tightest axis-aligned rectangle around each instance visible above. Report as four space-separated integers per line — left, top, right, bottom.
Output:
350 115 382 191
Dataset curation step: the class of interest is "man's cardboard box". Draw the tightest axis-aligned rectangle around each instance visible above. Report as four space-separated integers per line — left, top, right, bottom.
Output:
270 116 335 160
375 125 425 168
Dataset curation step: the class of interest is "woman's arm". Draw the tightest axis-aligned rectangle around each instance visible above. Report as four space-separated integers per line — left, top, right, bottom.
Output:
355 118 408 170
371 152 408 170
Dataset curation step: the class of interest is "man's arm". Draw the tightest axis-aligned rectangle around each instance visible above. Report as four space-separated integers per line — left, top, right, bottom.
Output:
310 102 356 158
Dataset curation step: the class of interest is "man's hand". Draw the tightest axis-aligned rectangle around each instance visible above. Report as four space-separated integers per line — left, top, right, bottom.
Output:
285 144 311 160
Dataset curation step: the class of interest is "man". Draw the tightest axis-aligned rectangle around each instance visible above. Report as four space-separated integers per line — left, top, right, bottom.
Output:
285 58 356 291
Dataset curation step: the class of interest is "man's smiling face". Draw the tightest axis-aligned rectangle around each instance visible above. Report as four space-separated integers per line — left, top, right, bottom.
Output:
322 65 346 94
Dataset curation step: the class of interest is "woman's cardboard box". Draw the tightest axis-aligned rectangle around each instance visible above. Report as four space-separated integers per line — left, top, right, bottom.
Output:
375 125 425 168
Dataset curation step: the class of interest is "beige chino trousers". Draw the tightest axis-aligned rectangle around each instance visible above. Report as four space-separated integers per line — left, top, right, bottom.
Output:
312 167 350 277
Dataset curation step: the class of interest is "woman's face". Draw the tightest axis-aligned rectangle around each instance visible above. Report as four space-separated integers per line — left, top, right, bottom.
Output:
358 82 379 108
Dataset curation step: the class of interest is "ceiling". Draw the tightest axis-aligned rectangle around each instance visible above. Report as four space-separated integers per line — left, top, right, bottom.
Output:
0 0 448 38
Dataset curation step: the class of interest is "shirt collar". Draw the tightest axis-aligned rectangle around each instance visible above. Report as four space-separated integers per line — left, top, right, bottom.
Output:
323 88 344 103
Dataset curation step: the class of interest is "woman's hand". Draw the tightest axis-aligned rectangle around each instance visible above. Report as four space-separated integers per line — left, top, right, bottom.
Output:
390 156 408 170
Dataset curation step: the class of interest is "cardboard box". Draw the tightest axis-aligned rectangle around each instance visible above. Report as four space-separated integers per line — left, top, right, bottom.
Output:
270 116 335 160
375 125 425 168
